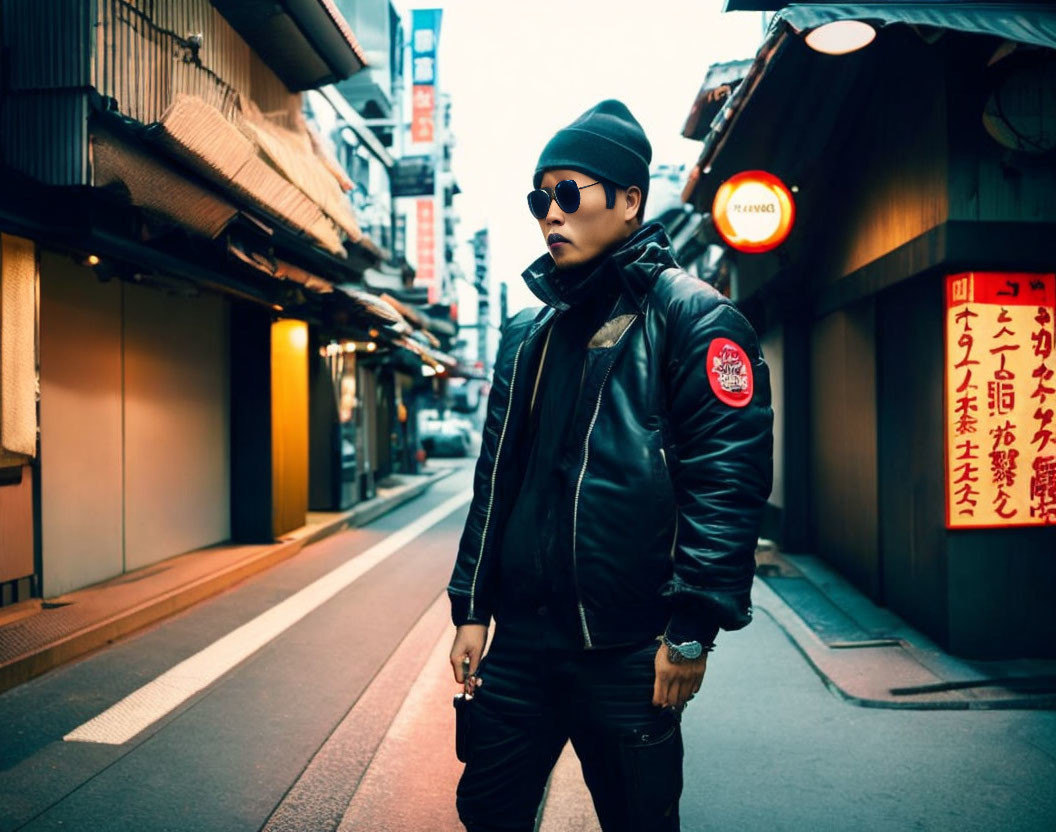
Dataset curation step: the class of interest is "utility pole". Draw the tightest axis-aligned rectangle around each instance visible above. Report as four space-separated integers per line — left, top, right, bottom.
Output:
471 228 490 373
499 281 508 335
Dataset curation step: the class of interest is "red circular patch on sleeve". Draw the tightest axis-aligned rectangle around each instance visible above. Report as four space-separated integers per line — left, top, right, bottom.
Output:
706 338 754 407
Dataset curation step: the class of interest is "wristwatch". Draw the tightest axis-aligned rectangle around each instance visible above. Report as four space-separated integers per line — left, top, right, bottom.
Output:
660 634 705 663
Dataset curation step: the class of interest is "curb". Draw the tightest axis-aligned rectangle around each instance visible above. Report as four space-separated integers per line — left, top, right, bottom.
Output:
753 579 1056 711
0 467 455 695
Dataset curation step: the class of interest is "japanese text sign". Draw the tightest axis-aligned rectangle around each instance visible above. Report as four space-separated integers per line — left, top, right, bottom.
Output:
945 272 1056 528
415 199 437 303
410 9 441 144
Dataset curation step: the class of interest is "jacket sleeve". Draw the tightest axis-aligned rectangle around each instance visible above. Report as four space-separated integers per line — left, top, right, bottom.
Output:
447 309 533 628
660 292 774 646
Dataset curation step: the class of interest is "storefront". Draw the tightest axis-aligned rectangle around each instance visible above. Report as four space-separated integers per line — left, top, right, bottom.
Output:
38 251 232 595
682 4 1056 657
0 0 402 601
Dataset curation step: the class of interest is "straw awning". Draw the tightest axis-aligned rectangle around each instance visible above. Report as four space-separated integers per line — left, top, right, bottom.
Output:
92 127 239 239
147 94 356 256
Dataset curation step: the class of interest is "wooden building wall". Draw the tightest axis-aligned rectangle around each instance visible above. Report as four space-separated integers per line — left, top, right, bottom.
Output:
809 302 880 598
814 27 950 287
876 276 949 644
1 0 300 185
805 31 1056 656
939 37 1056 657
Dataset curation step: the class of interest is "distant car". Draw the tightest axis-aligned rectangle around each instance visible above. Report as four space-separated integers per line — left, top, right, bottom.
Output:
449 378 483 413
420 418 471 457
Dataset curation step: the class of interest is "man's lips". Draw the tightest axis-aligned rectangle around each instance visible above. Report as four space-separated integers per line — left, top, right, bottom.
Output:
547 233 570 247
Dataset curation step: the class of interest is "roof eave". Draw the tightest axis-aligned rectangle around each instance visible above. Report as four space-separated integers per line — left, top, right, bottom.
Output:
212 0 368 92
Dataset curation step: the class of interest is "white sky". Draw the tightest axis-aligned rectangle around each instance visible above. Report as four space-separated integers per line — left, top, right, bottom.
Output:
399 0 768 321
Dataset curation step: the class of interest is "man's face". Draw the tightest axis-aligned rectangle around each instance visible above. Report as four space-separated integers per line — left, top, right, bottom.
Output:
535 169 638 269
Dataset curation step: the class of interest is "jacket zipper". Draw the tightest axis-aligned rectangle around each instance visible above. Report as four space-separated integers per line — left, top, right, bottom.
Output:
571 360 618 649
570 302 637 649
469 340 525 620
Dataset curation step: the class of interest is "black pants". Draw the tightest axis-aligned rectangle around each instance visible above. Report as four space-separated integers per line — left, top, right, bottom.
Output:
455 625 684 832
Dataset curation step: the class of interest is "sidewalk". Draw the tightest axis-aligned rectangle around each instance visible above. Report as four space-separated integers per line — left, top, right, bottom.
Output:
754 542 1056 710
0 465 454 695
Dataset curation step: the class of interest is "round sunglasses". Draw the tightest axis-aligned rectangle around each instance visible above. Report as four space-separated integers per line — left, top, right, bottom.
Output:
527 179 602 219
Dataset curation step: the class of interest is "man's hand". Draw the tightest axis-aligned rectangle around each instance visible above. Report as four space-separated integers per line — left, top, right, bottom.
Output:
652 642 707 708
450 623 488 694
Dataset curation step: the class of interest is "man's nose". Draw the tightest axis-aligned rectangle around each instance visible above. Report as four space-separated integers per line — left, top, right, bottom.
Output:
545 201 564 224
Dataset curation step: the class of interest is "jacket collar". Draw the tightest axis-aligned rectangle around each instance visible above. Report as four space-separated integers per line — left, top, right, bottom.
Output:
520 222 678 313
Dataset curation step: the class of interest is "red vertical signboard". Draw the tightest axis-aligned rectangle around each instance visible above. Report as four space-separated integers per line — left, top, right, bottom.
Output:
944 272 1056 528
411 85 435 143
415 199 437 303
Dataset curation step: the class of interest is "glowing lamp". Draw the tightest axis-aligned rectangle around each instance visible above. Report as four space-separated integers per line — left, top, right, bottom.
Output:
286 321 308 351
711 170 796 254
805 21 876 55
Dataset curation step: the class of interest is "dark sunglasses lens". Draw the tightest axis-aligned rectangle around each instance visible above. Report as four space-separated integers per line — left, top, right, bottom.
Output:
554 180 582 213
528 189 551 219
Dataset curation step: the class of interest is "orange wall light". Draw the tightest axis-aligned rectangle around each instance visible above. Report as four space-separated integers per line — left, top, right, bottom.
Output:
712 170 796 254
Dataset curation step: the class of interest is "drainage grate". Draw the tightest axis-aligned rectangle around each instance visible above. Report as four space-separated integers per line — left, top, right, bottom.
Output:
761 576 874 645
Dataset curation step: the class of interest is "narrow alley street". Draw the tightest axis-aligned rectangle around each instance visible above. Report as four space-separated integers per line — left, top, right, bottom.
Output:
1 464 1053 831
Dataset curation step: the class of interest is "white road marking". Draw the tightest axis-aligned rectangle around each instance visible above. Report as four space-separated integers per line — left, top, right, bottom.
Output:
64 490 472 745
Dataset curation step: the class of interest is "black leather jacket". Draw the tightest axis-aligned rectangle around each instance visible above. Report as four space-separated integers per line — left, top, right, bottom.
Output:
447 223 774 649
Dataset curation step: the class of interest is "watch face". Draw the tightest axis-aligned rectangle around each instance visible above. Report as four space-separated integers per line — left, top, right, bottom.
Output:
681 642 703 660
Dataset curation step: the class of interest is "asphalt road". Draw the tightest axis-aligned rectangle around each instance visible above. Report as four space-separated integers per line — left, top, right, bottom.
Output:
0 465 475 832
2 458 1055 831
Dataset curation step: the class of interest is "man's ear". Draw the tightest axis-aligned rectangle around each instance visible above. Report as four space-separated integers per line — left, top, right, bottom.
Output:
624 186 642 222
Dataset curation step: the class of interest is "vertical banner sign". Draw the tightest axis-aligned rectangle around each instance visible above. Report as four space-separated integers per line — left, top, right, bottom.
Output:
410 9 441 144
411 9 442 303
416 199 436 302
944 272 1056 528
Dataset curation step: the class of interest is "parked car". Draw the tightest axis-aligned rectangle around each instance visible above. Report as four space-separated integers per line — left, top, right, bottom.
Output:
419 416 472 457
449 378 484 413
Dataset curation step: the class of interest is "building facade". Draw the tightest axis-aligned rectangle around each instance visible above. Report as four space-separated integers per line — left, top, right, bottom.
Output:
683 3 1056 658
0 0 456 606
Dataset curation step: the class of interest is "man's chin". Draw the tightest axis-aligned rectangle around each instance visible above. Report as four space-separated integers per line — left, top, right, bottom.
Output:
550 250 580 269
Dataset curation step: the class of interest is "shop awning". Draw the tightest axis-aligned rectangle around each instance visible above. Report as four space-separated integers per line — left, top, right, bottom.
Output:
687 2 1056 205
92 126 239 240
339 286 406 325
681 59 753 141
776 3 1056 52
396 335 457 370
379 293 457 343
362 263 407 294
146 94 362 256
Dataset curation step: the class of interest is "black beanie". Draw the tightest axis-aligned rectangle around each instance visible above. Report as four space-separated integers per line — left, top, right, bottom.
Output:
533 99 651 195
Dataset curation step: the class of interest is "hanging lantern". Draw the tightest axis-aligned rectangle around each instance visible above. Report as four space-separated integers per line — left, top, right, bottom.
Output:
711 170 796 254
805 20 876 55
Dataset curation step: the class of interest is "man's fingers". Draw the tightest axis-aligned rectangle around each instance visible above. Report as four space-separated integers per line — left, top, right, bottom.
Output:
658 671 675 705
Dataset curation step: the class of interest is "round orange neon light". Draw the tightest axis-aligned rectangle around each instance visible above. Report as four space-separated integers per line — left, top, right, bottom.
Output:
712 170 796 254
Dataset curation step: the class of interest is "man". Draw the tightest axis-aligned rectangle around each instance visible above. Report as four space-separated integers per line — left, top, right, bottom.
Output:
448 99 773 832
